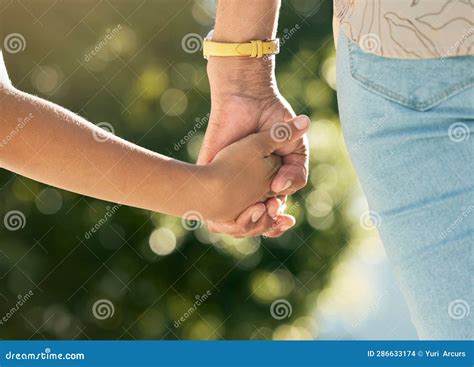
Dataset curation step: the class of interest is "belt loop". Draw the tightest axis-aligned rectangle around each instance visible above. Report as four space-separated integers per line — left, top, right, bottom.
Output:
250 40 263 58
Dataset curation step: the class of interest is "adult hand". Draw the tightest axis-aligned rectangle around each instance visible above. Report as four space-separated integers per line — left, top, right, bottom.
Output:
198 57 309 238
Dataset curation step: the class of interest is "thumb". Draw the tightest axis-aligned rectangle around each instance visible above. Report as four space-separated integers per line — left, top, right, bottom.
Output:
197 124 224 165
197 139 215 165
256 115 310 156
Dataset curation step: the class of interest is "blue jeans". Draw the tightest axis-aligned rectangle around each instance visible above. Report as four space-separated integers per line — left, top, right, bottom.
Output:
336 32 474 339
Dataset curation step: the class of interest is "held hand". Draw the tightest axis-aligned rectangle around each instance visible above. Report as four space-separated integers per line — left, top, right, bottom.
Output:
203 117 309 225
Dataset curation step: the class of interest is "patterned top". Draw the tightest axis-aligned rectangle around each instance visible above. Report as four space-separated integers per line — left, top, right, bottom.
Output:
333 0 474 59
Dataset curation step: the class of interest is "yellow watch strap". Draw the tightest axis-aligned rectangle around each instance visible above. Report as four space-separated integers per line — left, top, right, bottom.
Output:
203 39 280 59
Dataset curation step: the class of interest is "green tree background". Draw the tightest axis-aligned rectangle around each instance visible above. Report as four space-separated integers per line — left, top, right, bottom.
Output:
0 0 363 340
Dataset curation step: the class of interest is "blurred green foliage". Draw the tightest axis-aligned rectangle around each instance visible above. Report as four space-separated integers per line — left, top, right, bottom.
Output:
0 0 359 340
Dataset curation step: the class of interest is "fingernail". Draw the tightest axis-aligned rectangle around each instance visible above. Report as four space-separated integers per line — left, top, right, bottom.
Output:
251 208 265 223
279 180 292 192
268 205 278 218
294 115 309 130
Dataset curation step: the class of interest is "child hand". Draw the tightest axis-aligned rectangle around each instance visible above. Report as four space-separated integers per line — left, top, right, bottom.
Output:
198 116 309 226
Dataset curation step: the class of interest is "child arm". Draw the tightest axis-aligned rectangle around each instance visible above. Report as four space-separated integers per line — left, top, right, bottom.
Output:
0 83 215 219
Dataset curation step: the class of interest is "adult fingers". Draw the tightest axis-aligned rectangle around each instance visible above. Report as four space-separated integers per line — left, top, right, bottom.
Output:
252 115 310 156
271 158 308 195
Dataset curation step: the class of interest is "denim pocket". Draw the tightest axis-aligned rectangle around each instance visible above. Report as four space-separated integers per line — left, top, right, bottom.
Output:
347 38 474 111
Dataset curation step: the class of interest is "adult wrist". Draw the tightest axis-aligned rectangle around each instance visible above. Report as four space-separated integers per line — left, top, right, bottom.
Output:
207 57 277 100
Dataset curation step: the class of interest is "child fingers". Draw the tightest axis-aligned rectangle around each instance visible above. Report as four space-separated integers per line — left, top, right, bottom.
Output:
234 203 266 226
235 204 275 236
227 210 296 238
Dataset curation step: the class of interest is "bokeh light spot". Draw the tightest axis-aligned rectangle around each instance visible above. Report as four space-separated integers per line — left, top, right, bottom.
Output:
160 88 188 116
149 228 177 256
